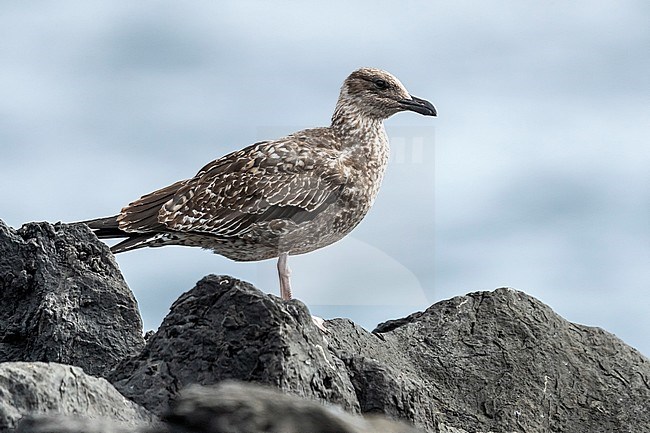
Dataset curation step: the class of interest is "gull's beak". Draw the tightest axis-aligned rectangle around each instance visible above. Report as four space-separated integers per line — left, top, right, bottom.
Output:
398 95 437 116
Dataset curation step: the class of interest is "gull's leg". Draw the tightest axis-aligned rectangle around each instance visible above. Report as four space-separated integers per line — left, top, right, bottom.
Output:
277 252 292 300
276 252 327 333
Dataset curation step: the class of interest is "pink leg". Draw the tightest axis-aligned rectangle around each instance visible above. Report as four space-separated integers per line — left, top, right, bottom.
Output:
277 253 327 333
277 252 292 300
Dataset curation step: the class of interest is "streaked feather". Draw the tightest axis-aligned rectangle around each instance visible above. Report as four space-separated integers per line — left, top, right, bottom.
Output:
81 68 435 262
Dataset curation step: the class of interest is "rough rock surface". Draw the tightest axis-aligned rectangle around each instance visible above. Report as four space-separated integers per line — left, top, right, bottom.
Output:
109 275 358 415
0 220 145 377
109 273 650 432
160 381 423 433
327 289 650 433
1 220 648 433
0 362 154 431
16 415 135 433
15 381 425 433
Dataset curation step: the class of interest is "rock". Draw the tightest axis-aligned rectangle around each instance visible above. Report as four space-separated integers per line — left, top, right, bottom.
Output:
108 273 650 432
12 380 423 433
109 275 358 415
327 287 650 433
16 415 134 433
158 381 424 433
0 362 155 432
0 220 145 378
3 218 648 432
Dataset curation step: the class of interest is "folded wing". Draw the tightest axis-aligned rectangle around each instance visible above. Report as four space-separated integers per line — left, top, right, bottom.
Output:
117 139 346 239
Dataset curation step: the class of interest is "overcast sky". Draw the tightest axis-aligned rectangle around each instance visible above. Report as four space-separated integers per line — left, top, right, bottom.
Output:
1 1 648 355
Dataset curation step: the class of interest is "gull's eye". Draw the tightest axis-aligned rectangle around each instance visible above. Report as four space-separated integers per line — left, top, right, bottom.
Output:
373 78 389 90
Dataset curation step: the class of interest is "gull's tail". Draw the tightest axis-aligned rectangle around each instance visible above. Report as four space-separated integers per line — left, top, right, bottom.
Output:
81 215 153 254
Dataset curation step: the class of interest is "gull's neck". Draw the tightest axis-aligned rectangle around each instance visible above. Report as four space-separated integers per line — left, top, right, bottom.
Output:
330 99 390 182
330 100 386 146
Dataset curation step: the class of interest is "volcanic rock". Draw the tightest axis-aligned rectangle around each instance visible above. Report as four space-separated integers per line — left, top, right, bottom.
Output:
0 362 154 431
109 272 650 432
2 219 648 433
327 288 650 433
109 275 358 415
0 220 144 377
159 381 423 433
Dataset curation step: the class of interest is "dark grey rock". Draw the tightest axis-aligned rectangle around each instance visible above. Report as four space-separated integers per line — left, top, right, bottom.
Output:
108 273 650 433
16 415 133 433
158 381 424 433
0 362 155 432
327 288 650 433
4 218 647 432
109 275 359 415
13 380 425 433
0 220 145 377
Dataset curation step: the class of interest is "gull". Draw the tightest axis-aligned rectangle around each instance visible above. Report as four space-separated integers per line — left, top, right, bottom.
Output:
84 68 436 310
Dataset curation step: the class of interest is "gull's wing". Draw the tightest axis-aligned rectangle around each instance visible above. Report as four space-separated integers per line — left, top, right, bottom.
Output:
117 135 346 237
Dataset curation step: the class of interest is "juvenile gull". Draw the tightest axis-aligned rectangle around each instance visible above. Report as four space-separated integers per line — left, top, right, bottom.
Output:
84 68 436 302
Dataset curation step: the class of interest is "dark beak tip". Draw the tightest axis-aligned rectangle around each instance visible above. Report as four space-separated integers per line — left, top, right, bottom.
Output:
401 95 437 117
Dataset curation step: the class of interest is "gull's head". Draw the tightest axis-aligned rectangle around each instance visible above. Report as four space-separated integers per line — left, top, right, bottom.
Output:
337 67 437 120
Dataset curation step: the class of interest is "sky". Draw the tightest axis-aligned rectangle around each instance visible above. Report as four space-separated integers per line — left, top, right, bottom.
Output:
1 1 648 355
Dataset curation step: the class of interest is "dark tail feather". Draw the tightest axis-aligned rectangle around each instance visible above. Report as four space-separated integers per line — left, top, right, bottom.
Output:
81 215 156 254
81 215 128 239
110 235 156 254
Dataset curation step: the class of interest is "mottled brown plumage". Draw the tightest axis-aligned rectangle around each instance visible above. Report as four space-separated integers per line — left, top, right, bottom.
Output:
84 68 436 300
